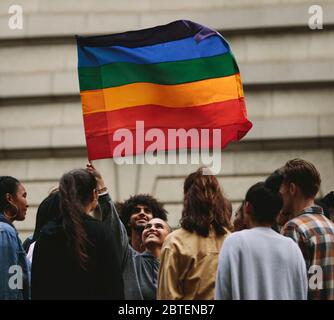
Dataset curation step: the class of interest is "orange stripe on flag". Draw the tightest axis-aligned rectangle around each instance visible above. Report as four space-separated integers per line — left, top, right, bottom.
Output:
80 74 244 115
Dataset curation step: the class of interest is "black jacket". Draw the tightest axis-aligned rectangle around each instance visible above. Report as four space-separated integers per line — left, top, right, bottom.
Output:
31 215 124 300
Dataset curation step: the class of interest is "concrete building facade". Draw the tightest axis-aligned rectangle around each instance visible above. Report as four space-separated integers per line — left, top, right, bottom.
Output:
0 0 333 239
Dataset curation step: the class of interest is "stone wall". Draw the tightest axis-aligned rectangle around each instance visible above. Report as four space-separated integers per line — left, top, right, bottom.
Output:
0 0 333 240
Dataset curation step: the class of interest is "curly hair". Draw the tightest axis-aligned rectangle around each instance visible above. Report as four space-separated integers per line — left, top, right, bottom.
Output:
120 194 168 236
181 167 232 237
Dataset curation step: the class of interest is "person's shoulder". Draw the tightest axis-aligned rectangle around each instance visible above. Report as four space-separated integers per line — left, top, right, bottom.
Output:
0 221 17 238
166 227 200 243
221 230 247 248
162 228 191 251
84 216 113 238
137 251 158 263
285 213 324 234
282 216 305 236
84 215 104 227
228 229 252 240
274 231 299 246
287 208 326 226
284 216 301 228
165 227 184 239
281 235 306 260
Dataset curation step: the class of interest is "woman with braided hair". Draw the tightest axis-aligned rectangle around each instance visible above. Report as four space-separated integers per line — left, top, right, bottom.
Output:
0 176 30 300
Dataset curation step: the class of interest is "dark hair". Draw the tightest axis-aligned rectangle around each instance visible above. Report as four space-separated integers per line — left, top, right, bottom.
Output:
315 191 334 219
233 200 248 232
0 176 20 213
114 201 124 217
245 182 283 225
120 194 168 236
59 169 97 269
183 171 197 194
32 191 60 242
181 167 231 237
282 158 321 199
265 169 284 193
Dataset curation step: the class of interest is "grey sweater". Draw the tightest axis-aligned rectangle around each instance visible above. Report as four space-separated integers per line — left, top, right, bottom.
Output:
98 193 159 300
215 227 308 300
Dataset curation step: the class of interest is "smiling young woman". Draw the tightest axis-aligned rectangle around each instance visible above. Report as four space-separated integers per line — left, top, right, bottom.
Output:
141 218 171 257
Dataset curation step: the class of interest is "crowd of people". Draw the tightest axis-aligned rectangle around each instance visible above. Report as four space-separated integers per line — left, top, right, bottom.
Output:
0 158 334 300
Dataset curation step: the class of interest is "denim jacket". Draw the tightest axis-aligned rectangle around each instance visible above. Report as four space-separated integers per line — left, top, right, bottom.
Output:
0 213 30 300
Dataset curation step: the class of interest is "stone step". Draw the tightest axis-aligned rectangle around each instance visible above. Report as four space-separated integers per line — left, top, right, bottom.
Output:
1 60 333 99
1 1 333 39
0 115 333 150
154 175 267 203
1 0 327 15
1 87 333 128
1 31 334 73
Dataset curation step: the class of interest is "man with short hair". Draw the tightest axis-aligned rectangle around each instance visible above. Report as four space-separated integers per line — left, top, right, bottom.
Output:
280 158 334 300
120 194 168 252
215 182 308 300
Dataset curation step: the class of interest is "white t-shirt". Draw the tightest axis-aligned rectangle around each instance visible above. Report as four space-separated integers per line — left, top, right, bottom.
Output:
27 241 36 263
215 227 308 300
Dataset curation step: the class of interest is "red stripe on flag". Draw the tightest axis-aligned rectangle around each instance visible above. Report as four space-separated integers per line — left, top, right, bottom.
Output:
84 98 248 135
83 98 252 160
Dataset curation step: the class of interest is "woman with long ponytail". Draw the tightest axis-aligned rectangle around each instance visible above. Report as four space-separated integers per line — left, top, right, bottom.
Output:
31 169 124 299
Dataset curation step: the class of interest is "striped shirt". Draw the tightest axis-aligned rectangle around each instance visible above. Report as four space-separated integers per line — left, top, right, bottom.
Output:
282 206 334 300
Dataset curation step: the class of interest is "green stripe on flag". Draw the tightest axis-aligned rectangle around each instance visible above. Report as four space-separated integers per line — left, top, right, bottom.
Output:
78 52 239 91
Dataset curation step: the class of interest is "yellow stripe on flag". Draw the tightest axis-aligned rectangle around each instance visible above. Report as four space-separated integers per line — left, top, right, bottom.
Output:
80 74 244 115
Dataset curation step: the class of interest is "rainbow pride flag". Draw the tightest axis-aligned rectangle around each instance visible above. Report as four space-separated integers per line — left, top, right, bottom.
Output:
76 20 252 160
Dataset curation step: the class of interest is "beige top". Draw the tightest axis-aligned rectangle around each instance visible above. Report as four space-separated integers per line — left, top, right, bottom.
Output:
157 226 230 300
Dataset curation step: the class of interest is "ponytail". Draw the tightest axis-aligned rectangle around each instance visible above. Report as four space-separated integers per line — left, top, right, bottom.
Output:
59 169 97 269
